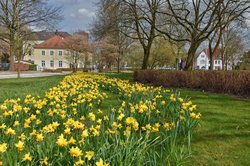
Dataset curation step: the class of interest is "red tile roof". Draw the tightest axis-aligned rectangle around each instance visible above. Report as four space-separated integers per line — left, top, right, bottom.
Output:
30 31 70 41
198 48 223 60
34 35 67 49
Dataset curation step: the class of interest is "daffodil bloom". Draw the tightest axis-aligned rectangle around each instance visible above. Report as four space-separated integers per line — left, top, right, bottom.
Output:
36 133 44 142
85 151 94 160
81 130 88 138
13 121 20 127
74 159 84 166
5 128 16 135
15 141 24 151
40 157 49 165
56 134 68 147
0 143 7 153
96 158 109 166
23 153 32 161
68 137 76 144
69 146 83 157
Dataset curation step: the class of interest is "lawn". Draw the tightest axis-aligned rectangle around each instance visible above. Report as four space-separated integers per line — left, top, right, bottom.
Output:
106 72 250 165
0 72 249 165
0 75 65 102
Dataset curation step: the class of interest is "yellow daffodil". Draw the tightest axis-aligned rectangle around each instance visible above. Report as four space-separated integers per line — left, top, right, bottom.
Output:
69 146 83 157
0 143 7 153
85 151 94 160
15 141 24 151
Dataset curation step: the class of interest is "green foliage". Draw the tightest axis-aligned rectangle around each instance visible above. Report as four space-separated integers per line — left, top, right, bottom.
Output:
28 64 37 71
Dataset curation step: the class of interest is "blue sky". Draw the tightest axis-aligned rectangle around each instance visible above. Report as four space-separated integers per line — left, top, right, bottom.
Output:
48 0 98 33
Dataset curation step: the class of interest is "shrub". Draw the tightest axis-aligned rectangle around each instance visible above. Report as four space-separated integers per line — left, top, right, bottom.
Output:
134 70 250 97
29 64 37 71
42 68 62 73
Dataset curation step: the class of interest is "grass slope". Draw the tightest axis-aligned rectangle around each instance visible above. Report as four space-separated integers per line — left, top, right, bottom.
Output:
0 72 249 165
179 89 250 166
104 72 250 166
0 75 64 102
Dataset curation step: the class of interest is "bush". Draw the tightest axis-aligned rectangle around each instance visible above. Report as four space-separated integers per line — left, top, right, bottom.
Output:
60 68 73 72
134 70 250 97
29 64 37 71
42 68 62 73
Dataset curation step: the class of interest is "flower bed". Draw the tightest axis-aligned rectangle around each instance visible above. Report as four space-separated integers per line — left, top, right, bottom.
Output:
0 73 200 165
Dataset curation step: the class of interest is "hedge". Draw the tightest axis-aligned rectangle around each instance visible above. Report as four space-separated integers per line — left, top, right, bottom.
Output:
134 70 250 97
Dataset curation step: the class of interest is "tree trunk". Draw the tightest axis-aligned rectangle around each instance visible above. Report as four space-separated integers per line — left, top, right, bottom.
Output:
8 38 15 71
141 48 150 69
184 46 197 71
209 43 214 70
117 55 120 73
17 56 21 79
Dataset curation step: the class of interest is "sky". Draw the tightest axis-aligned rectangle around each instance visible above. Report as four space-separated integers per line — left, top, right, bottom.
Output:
48 0 98 33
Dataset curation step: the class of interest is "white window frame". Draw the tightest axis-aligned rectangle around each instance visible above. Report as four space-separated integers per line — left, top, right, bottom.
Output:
200 60 206 64
41 50 46 56
50 50 54 56
41 60 45 67
58 50 63 56
59 61 63 68
50 60 54 67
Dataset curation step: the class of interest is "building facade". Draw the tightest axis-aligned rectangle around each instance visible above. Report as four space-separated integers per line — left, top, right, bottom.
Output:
194 48 223 70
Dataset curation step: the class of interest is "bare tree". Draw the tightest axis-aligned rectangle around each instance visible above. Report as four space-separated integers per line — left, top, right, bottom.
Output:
63 33 90 72
92 0 133 72
120 0 163 69
221 28 244 70
0 0 62 76
157 0 250 70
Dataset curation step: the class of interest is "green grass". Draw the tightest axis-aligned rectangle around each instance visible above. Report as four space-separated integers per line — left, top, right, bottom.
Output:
0 75 64 103
104 72 250 166
102 72 134 81
178 89 250 166
0 72 249 165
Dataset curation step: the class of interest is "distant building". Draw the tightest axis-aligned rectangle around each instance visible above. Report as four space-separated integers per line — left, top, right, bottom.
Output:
194 48 223 70
23 31 91 70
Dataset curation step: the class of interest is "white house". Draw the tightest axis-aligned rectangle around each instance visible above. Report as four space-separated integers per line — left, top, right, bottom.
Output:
194 48 223 70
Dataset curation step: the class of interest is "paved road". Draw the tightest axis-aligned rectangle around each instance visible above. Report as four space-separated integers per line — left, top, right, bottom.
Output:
0 71 71 79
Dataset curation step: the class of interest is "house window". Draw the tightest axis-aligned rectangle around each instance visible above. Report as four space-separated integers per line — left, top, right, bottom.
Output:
201 55 205 58
218 60 220 64
50 60 54 67
200 60 206 64
58 51 63 56
215 60 217 64
50 51 54 56
59 61 63 68
41 50 45 56
41 60 45 67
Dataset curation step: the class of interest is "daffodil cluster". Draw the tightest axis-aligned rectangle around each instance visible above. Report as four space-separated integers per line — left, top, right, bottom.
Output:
0 73 201 165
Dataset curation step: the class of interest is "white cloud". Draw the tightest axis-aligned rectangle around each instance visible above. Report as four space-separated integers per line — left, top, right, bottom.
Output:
78 8 95 17
70 13 76 17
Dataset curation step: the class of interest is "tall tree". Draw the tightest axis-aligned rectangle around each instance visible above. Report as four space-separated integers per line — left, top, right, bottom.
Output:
63 32 90 73
92 0 132 73
157 0 250 70
120 0 162 69
0 0 62 76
